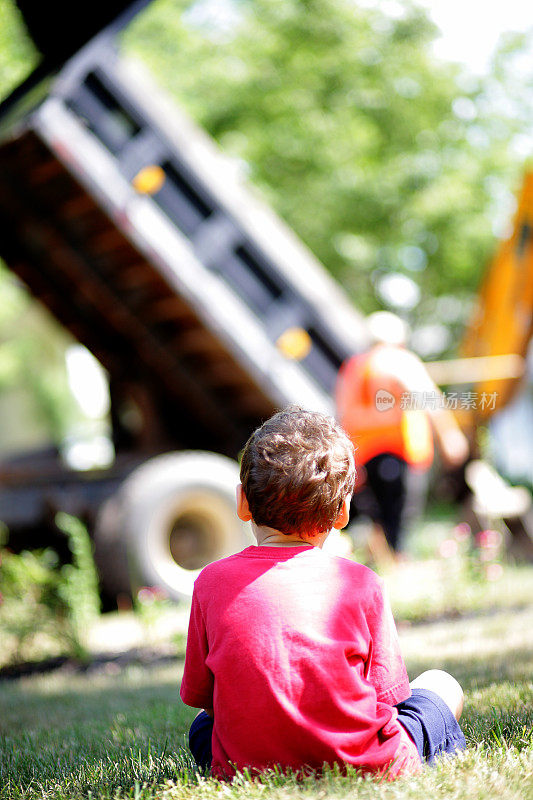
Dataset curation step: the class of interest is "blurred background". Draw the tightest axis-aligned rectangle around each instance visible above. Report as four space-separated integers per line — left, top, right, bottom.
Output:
0 0 532 667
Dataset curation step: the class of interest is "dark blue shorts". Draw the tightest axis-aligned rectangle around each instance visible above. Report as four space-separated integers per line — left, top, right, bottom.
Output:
189 711 214 772
396 688 466 764
189 688 466 771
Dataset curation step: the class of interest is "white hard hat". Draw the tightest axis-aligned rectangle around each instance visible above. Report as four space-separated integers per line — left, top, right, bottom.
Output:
366 311 409 346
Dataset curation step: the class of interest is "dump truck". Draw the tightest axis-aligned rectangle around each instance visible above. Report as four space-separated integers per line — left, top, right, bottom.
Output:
0 2 367 603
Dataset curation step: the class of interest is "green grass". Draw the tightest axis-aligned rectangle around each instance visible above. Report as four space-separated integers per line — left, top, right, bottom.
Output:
386 559 533 622
1 506 532 799
1 605 532 800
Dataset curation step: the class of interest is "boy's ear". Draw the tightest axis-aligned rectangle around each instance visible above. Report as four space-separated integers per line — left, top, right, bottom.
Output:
236 484 253 522
332 495 351 530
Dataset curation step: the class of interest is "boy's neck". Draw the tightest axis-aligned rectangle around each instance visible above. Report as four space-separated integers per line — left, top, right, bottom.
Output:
252 523 327 548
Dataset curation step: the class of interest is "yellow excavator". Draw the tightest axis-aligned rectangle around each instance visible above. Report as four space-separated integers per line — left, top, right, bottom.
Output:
460 172 533 413
426 172 533 559
426 171 533 419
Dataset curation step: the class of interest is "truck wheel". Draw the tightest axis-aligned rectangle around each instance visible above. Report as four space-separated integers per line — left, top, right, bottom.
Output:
94 451 252 603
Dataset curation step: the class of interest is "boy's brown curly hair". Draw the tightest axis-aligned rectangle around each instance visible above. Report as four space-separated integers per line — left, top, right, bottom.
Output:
240 406 356 536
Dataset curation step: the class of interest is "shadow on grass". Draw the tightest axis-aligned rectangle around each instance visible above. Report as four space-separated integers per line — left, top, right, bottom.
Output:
0 665 198 798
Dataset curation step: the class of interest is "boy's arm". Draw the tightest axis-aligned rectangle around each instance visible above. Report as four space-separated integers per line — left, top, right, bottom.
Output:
180 588 215 711
365 578 411 706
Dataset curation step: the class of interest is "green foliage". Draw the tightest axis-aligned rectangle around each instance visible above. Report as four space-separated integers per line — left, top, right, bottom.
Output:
123 0 524 328
0 0 37 100
0 263 79 449
0 547 68 661
0 515 100 665
134 585 173 642
55 512 101 639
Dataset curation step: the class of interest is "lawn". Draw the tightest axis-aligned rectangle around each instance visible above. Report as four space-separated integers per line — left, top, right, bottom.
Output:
0 601 532 800
1 506 532 800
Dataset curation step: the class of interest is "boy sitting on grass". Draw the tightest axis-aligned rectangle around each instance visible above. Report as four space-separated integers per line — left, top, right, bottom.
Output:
180 407 466 779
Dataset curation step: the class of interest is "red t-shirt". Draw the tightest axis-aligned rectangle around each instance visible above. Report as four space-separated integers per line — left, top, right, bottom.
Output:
180 545 418 779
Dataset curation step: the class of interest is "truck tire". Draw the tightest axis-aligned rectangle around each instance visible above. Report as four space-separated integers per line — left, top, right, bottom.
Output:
94 451 252 603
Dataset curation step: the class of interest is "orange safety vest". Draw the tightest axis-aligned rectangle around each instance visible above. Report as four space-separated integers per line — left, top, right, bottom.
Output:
336 347 434 472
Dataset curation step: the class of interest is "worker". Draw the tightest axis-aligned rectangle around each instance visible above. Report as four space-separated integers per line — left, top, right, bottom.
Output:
336 312 469 560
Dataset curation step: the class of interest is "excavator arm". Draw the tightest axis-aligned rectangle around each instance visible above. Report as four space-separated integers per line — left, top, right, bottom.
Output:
460 172 533 419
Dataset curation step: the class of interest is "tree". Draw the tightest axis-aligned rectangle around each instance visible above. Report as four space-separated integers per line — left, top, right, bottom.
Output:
0 263 80 449
124 0 523 335
0 0 37 98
